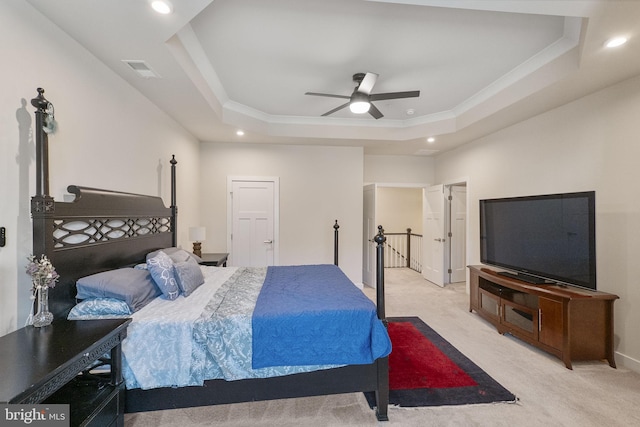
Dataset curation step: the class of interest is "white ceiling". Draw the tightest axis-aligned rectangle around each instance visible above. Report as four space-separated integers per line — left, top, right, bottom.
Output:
26 0 640 156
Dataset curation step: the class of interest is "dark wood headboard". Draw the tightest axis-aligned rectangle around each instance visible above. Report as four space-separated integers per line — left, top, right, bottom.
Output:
30 88 177 319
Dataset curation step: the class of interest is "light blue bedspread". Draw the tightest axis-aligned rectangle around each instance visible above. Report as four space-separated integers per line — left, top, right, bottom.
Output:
120 266 354 389
252 264 392 368
73 265 390 390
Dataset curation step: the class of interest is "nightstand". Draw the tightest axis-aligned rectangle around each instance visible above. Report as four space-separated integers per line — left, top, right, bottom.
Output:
200 252 229 267
0 318 131 427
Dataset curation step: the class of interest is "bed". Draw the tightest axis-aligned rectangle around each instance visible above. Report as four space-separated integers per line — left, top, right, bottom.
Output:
29 88 391 421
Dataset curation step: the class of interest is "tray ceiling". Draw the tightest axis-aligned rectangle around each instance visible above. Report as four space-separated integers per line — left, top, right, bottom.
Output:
26 0 640 155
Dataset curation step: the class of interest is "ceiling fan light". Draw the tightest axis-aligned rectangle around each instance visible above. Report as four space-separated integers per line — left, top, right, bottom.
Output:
350 101 370 114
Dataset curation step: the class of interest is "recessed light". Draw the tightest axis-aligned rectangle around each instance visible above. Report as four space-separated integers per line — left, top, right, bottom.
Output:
236 130 245 136
151 0 173 14
605 36 628 48
427 137 435 143
406 109 415 115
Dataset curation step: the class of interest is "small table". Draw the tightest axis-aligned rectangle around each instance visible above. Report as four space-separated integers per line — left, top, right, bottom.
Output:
0 318 131 426
200 253 229 267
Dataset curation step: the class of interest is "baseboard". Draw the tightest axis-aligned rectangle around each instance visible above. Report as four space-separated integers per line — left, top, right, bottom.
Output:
615 351 640 373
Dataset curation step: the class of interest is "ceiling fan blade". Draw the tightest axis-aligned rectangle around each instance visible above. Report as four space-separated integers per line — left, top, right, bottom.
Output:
321 102 351 117
305 92 351 100
370 90 420 101
357 72 378 95
368 103 384 119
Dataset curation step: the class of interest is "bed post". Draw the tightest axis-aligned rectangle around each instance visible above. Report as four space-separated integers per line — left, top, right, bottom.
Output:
170 155 177 247
30 88 54 259
333 220 339 266
374 225 389 421
374 225 386 323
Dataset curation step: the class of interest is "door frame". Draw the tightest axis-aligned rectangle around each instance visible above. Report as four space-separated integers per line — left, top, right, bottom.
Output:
446 183 467 284
227 176 280 266
441 177 470 290
362 179 470 291
363 183 377 288
363 181 429 284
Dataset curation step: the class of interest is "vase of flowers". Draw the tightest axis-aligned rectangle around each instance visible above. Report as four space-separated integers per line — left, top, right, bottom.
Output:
26 254 59 327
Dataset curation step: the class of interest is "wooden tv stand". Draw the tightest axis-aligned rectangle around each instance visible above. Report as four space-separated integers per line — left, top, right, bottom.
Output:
468 265 618 369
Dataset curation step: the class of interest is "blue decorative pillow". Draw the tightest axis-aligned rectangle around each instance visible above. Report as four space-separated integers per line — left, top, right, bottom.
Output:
76 268 161 312
174 258 205 297
147 251 180 300
68 298 132 319
147 247 202 264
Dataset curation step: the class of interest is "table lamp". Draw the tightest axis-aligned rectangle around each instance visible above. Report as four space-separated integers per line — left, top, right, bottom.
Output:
189 226 206 257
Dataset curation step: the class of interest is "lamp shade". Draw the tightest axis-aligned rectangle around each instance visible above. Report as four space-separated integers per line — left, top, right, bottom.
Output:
189 226 206 242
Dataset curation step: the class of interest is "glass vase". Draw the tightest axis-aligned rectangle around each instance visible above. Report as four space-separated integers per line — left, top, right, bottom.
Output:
32 285 53 327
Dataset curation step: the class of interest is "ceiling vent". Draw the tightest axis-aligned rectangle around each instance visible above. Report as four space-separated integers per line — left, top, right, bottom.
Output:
122 60 160 78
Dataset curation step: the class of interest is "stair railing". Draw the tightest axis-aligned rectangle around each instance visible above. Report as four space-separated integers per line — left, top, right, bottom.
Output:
382 228 422 273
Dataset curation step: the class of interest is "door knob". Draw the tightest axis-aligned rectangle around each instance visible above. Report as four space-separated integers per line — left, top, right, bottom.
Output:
264 240 273 244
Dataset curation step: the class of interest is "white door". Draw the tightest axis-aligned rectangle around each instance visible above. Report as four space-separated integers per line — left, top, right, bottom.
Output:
423 184 446 287
228 178 278 267
449 185 467 283
363 184 377 288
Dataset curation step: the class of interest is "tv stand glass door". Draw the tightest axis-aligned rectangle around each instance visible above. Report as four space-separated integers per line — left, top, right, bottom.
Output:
478 279 538 340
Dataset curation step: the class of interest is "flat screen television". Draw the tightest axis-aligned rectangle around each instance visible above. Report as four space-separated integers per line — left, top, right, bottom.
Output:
479 191 596 290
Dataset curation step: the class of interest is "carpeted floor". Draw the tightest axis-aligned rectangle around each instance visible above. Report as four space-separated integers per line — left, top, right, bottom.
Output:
125 268 640 427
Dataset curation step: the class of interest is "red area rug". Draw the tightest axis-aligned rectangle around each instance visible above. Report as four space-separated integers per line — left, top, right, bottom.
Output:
366 317 516 407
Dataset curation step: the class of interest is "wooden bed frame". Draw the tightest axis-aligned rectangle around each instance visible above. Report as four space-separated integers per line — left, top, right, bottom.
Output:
30 88 390 421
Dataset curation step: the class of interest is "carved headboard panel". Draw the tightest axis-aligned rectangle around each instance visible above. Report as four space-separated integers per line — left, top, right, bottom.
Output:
32 185 176 318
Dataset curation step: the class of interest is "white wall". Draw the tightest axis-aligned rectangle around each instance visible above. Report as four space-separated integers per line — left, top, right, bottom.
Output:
364 154 433 243
0 1 201 334
435 74 640 372
364 154 435 184
199 142 364 283
377 188 423 234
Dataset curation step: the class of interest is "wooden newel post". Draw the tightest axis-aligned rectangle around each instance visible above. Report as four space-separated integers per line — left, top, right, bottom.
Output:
406 228 412 268
374 225 386 322
170 155 178 247
333 220 339 266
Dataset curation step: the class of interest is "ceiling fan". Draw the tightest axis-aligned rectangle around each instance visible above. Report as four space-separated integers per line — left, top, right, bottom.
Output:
305 72 420 119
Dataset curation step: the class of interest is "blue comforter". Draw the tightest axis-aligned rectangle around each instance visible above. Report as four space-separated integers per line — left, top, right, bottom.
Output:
252 264 392 368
